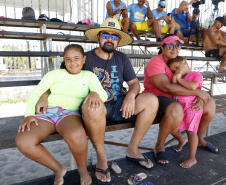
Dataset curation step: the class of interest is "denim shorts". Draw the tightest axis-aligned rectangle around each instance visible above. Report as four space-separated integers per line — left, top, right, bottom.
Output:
36 106 80 130
79 94 137 125
105 94 137 124
175 28 196 37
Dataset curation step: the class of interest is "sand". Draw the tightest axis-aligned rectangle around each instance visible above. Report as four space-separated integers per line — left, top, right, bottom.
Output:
0 102 226 185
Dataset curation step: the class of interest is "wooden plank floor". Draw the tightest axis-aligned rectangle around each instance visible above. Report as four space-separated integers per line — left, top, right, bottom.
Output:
15 132 226 185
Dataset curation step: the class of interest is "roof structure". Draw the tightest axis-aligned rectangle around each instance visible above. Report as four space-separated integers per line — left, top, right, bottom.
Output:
0 0 71 15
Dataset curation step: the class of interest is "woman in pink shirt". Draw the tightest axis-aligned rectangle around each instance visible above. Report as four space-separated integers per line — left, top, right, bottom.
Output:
143 34 218 165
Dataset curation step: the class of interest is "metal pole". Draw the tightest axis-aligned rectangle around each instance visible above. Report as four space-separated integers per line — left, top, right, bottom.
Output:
14 0 16 19
5 0 7 17
55 0 57 18
63 0 65 22
48 0 50 19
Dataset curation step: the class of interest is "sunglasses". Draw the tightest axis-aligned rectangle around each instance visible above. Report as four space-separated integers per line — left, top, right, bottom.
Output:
166 43 182 50
100 32 120 41
160 5 166 8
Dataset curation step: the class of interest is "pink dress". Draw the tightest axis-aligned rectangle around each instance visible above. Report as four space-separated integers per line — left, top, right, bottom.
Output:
175 71 203 133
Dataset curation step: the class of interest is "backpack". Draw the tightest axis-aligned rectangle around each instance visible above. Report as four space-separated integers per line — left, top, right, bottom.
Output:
22 7 35 20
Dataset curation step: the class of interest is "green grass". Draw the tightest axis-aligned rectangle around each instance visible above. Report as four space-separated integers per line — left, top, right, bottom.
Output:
0 99 27 105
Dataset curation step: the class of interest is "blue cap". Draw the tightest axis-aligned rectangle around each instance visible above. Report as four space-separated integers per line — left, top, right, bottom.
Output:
159 1 166 6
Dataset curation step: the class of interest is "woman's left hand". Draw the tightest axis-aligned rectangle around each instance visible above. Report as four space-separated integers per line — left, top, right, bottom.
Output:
120 94 135 119
191 97 204 111
84 91 101 111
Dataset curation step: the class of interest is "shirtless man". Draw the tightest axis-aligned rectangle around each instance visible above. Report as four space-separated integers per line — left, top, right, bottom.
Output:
204 17 226 73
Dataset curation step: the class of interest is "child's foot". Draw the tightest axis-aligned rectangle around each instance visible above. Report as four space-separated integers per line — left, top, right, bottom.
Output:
173 138 187 152
54 166 67 185
180 158 197 168
78 166 92 185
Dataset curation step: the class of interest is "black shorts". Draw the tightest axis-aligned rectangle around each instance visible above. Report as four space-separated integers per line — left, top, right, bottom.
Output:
205 49 220 57
155 96 177 121
79 94 138 125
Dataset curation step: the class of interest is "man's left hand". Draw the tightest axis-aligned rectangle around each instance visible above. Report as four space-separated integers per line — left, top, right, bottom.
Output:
120 95 135 119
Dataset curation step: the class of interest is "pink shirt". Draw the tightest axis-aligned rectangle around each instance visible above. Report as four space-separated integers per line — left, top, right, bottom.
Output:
143 54 173 98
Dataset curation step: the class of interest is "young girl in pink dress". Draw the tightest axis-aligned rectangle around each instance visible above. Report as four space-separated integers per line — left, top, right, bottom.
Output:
168 56 203 168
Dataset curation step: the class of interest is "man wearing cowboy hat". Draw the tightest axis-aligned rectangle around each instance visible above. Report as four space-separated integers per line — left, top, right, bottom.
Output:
83 18 158 183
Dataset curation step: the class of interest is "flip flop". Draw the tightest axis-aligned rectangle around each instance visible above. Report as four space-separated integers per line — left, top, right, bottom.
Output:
199 142 219 154
93 166 111 185
126 155 153 170
154 152 169 165
127 173 147 185
107 160 122 174
140 182 154 185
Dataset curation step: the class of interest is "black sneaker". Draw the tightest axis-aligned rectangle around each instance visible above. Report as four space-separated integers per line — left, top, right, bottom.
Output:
156 37 162 42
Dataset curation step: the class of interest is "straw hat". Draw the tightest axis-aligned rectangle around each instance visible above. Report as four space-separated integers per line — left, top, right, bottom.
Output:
85 18 133 47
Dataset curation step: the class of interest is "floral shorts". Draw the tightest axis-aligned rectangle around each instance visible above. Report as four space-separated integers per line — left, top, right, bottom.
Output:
36 106 80 129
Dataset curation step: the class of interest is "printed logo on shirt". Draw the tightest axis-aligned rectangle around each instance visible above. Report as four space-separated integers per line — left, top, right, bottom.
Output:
110 66 120 101
93 67 114 102
134 12 145 20
93 66 121 102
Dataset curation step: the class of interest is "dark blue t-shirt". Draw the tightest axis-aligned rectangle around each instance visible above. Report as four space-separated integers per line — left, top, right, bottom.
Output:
83 49 136 104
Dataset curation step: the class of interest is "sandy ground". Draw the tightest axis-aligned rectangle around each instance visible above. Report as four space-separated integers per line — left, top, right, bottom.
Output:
0 102 226 185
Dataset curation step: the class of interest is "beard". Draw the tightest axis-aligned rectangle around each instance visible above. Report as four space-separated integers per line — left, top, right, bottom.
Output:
100 41 115 53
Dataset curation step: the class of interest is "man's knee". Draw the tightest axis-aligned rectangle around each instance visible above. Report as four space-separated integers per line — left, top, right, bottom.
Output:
122 17 130 24
137 93 158 111
82 101 107 121
129 23 137 31
147 18 157 27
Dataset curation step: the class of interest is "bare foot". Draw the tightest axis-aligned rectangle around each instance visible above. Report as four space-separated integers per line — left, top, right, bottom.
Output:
95 156 111 183
126 149 154 168
54 166 67 185
180 158 197 168
78 166 92 185
218 67 226 73
173 138 187 152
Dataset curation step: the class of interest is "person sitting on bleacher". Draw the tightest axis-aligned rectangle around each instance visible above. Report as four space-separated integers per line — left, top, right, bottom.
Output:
204 17 226 73
35 18 158 184
127 0 162 41
105 0 130 32
171 0 197 43
143 34 217 165
186 9 206 46
152 0 176 35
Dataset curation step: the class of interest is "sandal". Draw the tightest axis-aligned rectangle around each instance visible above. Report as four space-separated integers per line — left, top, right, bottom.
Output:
107 160 122 174
154 151 169 165
127 173 147 185
126 155 153 169
93 166 111 185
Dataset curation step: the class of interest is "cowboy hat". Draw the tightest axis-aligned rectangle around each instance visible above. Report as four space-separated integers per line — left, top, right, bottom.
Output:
85 18 133 47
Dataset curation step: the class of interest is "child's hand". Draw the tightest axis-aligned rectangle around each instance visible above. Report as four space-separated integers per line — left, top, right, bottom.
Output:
84 91 101 111
174 70 183 81
18 116 38 132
